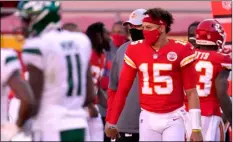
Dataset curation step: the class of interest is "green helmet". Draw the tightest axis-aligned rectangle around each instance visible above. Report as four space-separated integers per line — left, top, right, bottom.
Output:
17 1 61 37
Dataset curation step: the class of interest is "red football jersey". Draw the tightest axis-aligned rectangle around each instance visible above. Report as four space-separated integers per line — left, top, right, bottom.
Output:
90 50 106 104
108 39 197 124
190 49 231 116
90 50 105 86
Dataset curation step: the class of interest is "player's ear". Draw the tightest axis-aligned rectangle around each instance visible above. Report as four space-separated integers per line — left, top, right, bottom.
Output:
159 25 165 34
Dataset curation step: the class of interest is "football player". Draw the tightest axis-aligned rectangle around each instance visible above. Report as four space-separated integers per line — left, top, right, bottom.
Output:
187 21 200 47
16 1 97 141
106 9 146 142
86 22 112 141
185 19 232 141
1 48 35 141
105 8 203 141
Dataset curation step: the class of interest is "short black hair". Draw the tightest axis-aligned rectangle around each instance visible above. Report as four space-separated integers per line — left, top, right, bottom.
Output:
188 21 200 34
144 8 174 33
86 22 105 53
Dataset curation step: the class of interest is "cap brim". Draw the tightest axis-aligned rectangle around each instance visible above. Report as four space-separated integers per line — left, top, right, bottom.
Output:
122 21 131 26
122 20 142 26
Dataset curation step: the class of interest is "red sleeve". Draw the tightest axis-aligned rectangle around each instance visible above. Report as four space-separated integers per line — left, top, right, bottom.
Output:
107 63 137 124
106 88 116 121
181 61 198 90
179 42 196 68
180 42 197 90
220 54 232 70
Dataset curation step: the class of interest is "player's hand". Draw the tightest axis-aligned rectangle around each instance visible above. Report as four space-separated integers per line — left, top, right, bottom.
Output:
1 123 20 141
105 122 120 139
190 129 203 142
87 103 98 118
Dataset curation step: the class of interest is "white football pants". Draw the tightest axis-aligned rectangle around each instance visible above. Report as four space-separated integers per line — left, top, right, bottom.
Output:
139 106 186 141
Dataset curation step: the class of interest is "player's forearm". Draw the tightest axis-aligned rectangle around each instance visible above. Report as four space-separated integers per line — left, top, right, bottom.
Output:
14 81 35 127
27 65 43 116
186 88 200 109
218 94 232 125
84 66 96 106
106 88 116 121
107 91 127 124
8 71 36 127
17 80 38 126
215 71 232 125
107 65 136 124
16 100 31 127
186 88 202 130
107 77 135 124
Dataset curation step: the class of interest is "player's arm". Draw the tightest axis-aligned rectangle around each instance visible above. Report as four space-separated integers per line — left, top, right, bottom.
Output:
22 45 45 117
180 43 202 131
82 34 99 118
106 55 119 121
3 50 36 127
182 62 201 127
8 70 35 127
106 53 137 125
216 56 232 125
215 69 232 125
1 50 35 140
105 61 137 139
84 64 98 118
105 43 137 139
84 64 96 106
26 65 43 117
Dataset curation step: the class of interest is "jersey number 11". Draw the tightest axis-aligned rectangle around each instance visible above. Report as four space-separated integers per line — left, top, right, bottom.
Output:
66 54 82 97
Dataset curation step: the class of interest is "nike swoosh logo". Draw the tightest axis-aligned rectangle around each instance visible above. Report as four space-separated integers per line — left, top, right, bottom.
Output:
173 118 179 121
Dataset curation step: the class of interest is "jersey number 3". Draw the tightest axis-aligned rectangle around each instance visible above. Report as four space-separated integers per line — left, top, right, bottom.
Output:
139 63 173 95
195 61 213 97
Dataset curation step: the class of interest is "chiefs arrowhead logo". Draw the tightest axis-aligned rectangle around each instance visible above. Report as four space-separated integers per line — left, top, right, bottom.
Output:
167 52 177 62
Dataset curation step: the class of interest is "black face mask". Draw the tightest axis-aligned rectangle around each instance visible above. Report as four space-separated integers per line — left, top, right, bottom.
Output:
129 28 144 41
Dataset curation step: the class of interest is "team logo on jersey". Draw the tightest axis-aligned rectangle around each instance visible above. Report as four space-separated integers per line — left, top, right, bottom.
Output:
222 1 231 10
167 52 177 61
153 53 158 59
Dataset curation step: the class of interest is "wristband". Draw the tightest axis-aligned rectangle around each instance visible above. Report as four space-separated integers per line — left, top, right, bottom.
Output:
106 122 117 129
192 129 201 133
189 109 201 130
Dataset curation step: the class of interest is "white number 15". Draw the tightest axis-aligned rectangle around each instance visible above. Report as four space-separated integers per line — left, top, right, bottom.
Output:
139 63 173 95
